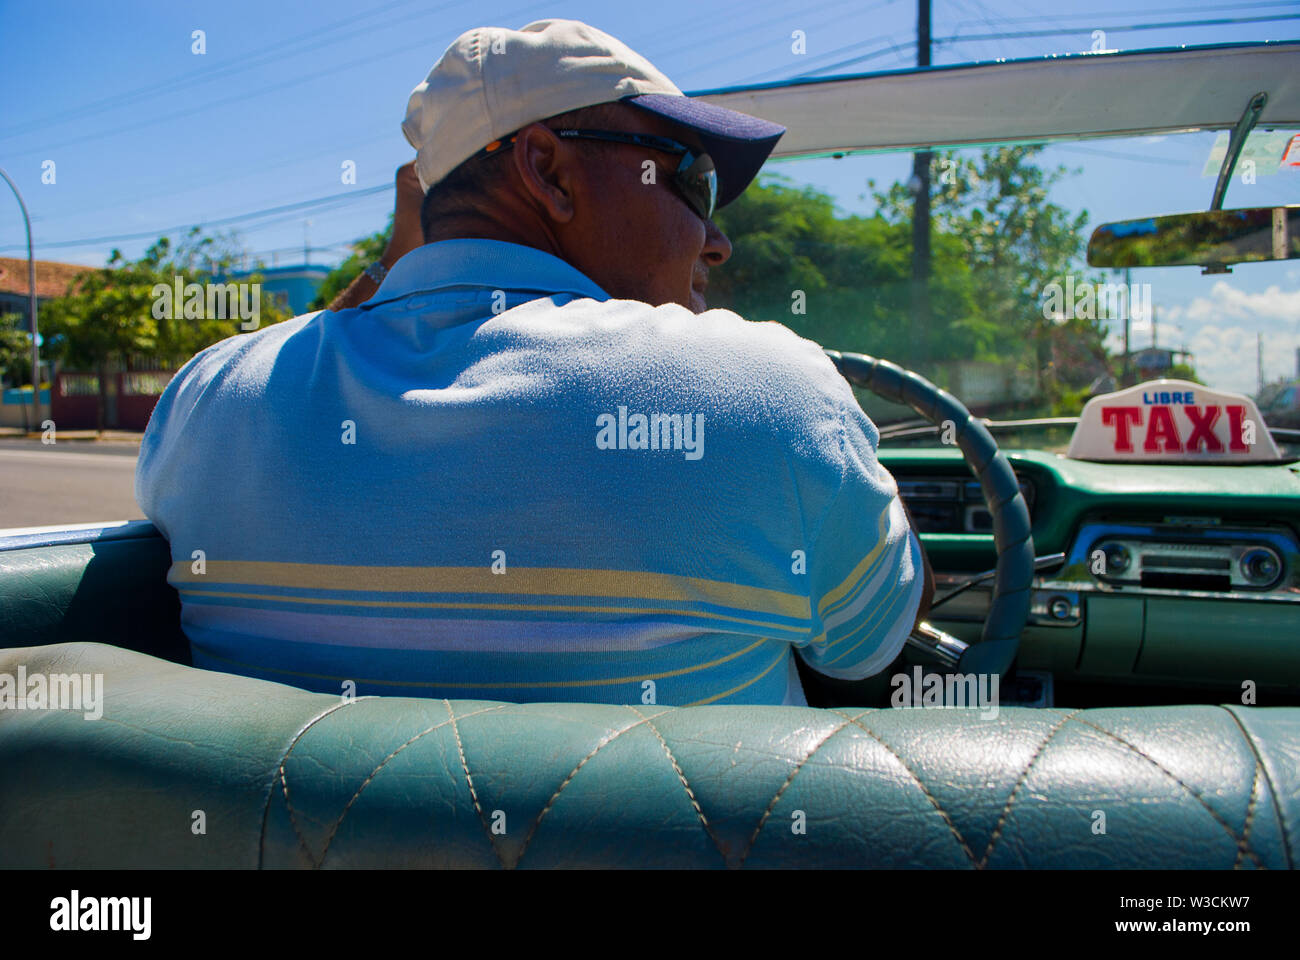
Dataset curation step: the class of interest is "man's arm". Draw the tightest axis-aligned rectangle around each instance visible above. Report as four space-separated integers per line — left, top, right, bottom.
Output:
793 391 937 681
898 498 935 631
327 162 426 312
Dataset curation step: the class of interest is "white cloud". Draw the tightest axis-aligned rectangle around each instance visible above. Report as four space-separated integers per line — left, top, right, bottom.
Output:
1188 324 1298 395
1102 278 1300 395
1160 281 1300 330
1118 280 1300 395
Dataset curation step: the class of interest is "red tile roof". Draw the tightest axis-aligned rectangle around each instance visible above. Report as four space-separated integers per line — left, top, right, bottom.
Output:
0 257 92 300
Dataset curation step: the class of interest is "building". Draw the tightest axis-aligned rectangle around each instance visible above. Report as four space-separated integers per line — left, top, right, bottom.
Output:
233 264 331 316
0 257 88 426
1125 346 1194 381
0 256 88 327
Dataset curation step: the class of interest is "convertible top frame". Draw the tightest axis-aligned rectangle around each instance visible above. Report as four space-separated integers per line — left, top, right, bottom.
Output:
692 42 1300 158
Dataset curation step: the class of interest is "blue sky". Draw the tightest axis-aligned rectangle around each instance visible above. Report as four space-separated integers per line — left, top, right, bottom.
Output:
1 0 1297 391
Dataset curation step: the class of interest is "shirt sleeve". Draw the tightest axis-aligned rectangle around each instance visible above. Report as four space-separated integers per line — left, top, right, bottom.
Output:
796 403 925 681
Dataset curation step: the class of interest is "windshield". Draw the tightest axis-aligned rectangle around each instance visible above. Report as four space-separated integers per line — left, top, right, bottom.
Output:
710 127 1300 452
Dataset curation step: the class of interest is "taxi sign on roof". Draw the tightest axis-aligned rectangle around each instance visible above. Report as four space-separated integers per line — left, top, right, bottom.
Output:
1066 379 1281 463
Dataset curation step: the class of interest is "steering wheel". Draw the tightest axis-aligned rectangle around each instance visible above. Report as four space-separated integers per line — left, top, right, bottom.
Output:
824 350 1034 676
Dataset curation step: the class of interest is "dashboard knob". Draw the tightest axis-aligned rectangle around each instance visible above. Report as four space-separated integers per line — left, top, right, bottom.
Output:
1047 596 1074 621
1240 547 1281 586
1098 542 1130 575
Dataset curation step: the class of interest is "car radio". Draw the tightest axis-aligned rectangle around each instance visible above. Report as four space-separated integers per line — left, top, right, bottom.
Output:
1081 522 1295 594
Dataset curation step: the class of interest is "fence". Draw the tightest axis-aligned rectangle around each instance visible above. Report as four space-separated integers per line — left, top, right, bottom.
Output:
50 369 177 431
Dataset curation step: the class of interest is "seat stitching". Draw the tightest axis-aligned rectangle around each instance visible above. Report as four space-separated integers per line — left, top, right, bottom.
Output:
315 704 508 867
1234 760 1261 870
833 710 980 868
626 705 730 866
446 699 509 869
1220 705 1293 870
512 707 673 869
981 709 1083 868
737 708 876 868
1072 715 1264 869
259 696 363 869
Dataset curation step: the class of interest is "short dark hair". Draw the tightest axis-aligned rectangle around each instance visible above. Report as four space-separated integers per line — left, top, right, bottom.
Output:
420 101 633 242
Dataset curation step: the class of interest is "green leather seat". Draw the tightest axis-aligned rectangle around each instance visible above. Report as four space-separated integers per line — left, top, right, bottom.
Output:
0 522 188 665
2 641 1296 868
1 525 1297 868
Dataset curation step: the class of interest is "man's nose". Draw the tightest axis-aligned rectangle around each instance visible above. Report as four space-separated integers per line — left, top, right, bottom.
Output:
702 218 732 266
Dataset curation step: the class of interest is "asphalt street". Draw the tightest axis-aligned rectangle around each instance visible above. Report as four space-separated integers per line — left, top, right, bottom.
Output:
0 440 143 529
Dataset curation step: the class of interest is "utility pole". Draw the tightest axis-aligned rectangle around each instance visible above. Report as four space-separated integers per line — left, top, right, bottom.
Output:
0 166 40 432
1122 267 1132 385
910 0 932 364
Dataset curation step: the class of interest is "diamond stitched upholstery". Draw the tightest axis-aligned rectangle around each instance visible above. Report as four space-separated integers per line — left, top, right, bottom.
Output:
1 642 1296 868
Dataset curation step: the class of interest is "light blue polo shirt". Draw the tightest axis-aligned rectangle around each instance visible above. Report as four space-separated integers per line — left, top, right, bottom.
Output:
136 239 923 706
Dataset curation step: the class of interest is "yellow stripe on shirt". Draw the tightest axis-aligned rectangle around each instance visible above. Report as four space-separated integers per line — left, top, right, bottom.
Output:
171 560 809 621
176 588 804 634
816 506 894 618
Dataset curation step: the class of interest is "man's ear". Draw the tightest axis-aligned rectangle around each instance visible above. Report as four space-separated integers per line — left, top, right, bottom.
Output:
510 123 577 224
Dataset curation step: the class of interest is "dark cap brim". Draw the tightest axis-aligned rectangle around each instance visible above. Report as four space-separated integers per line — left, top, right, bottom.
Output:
623 93 785 210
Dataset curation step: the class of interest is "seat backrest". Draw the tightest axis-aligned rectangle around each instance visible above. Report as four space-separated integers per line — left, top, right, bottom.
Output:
2 641 1295 868
0 522 188 665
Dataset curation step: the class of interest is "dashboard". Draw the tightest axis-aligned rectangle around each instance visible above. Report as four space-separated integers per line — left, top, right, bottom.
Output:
882 448 1300 692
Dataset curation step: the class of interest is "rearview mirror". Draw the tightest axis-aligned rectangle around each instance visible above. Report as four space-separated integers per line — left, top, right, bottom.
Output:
1087 206 1299 272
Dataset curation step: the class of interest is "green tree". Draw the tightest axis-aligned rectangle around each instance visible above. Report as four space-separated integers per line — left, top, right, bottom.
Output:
875 146 1109 408
0 312 32 387
41 253 154 430
40 229 291 430
710 176 979 363
1167 362 1202 383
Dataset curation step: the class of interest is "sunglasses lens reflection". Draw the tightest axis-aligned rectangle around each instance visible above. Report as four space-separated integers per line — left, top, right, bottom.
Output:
678 155 717 220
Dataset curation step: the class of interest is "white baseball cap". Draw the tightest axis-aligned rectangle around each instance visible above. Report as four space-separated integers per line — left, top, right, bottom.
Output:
402 19 784 208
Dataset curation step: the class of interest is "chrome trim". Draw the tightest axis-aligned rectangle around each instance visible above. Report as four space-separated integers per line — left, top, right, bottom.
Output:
1055 520 1300 602
1029 590 1082 627
1035 578 1300 604
0 518 161 553
906 621 969 669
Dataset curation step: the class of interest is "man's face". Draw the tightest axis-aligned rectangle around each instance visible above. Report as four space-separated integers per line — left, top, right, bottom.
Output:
556 107 733 313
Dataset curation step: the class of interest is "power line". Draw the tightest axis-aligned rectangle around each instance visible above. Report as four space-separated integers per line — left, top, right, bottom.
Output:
0 0 441 141
3 0 553 158
4 36 434 161
949 0 1300 30
0 184 391 252
26 123 396 228
656 0 898 72
950 0 1043 58
775 12 1300 80
738 35 915 82
933 12 1300 47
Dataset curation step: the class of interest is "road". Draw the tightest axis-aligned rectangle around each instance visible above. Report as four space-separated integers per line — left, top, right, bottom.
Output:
0 440 144 529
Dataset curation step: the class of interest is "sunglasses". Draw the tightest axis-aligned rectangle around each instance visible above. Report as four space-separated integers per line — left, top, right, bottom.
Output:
477 128 718 221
